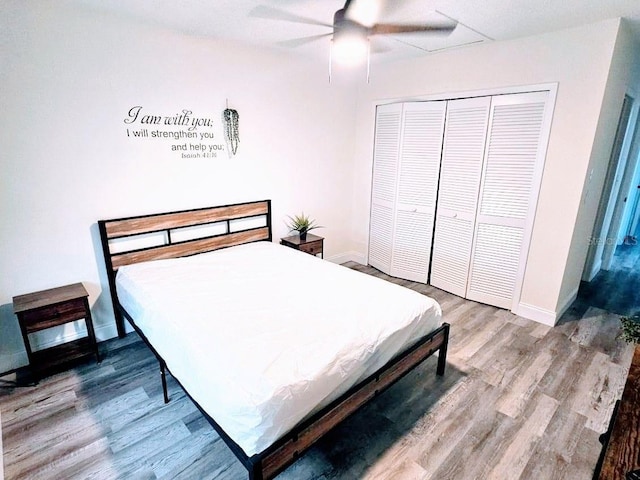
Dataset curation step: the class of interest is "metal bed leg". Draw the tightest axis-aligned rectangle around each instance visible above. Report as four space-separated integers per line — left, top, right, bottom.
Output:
437 323 450 376
248 456 263 480
160 360 169 403
115 311 127 338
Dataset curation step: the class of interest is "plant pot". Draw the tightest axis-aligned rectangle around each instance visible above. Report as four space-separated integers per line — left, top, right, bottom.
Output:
299 231 307 241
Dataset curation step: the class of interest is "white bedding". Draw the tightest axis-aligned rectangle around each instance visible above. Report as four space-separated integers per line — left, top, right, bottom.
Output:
116 241 442 456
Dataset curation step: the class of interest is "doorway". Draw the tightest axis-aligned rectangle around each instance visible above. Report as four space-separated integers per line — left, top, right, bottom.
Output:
602 112 640 270
583 94 640 280
621 167 640 244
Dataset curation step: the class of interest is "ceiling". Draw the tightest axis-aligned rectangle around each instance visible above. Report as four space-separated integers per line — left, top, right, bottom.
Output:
73 0 640 63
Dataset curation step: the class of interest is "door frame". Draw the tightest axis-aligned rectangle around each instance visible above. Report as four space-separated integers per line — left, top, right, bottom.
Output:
602 98 640 270
628 180 640 238
582 94 636 279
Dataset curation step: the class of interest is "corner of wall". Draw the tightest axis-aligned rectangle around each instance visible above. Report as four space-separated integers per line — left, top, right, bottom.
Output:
0 351 28 376
515 283 579 326
582 256 602 282
0 321 117 375
514 303 558 326
556 284 581 322
326 251 367 265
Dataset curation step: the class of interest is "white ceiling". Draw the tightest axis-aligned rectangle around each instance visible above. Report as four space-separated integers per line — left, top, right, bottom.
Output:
73 0 640 62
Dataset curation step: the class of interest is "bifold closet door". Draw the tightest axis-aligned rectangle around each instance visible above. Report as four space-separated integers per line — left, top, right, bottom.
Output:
430 96 491 296
369 103 402 274
390 101 446 282
369 101 447 282
466 91 550 309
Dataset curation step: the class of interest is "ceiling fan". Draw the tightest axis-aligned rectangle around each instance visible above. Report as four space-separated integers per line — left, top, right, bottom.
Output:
252 0 457 81
252 0 458 56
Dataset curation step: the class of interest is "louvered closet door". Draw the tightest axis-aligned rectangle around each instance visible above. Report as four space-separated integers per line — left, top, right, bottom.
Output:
430 97 491 296
390 101 447 282
466 91 550 309
369 103 402 274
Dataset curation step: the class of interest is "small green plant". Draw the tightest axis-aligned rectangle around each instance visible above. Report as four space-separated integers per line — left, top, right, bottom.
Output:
620 315 640 344
285 213 322 238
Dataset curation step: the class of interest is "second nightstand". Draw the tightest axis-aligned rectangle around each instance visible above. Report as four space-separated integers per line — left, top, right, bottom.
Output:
13 282 100 380
280 233 324 258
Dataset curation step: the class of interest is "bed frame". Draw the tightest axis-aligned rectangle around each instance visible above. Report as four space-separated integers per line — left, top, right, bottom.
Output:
98 199 450 480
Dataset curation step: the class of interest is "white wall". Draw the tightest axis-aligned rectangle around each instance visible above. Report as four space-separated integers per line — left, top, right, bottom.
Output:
616 30 640 242
349 19 624 322
1 4 636 373
0 2 358 372
561 20 640 302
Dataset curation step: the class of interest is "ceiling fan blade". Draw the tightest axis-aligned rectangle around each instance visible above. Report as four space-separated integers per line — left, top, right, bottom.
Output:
277 33 333 48
371 22 457 35
249 5 332 28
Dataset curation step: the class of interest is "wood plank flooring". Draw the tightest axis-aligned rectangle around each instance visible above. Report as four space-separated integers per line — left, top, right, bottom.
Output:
1 243 638 479
577 227 640 317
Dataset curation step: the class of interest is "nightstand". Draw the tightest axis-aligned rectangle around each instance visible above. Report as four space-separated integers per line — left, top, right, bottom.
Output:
13 283 100 379
280 233 324 258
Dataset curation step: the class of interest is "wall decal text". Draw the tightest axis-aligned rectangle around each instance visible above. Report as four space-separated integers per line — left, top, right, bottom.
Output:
123 106 224 158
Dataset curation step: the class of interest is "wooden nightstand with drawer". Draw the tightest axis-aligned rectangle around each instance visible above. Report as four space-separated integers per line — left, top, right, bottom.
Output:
280 233 324 258
13 282 100 379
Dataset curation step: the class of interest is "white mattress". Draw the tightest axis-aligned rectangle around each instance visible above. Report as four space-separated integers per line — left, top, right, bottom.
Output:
115 241 442 456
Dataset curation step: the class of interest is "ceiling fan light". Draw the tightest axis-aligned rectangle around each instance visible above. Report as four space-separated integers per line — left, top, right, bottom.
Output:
331 34 369 65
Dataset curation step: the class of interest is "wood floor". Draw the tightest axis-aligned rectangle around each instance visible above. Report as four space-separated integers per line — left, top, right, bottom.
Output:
577 236 640 317
1 243 638 479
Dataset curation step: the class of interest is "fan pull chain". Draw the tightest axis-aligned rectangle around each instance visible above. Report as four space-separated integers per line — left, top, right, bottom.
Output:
366 38 371 84
329 38 333 84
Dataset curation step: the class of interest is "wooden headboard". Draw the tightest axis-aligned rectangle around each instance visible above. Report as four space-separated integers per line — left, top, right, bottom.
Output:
98 199 272 337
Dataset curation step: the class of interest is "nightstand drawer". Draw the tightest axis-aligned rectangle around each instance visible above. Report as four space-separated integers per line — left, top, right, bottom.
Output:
21 298 87 333
280 233 324 258
299 240 323 256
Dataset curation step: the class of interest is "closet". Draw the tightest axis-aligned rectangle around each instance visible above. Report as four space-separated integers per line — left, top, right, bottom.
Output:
369 101 447 282
368 90 552 311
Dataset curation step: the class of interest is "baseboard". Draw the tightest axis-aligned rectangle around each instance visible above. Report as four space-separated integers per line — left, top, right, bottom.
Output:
556 285 580 320
515 285 579 327
32 322 117 349
0 323 118 374
514 303 557 327
326 251 367 265
0 350 28 377
583 257 602 282
94 322 119 342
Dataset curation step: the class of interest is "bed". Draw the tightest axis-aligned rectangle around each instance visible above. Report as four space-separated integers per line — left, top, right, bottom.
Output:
98 199 449 480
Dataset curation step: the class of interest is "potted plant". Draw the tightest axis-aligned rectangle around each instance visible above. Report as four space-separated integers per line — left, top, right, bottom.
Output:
285 213 322 241
620 315 640 344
